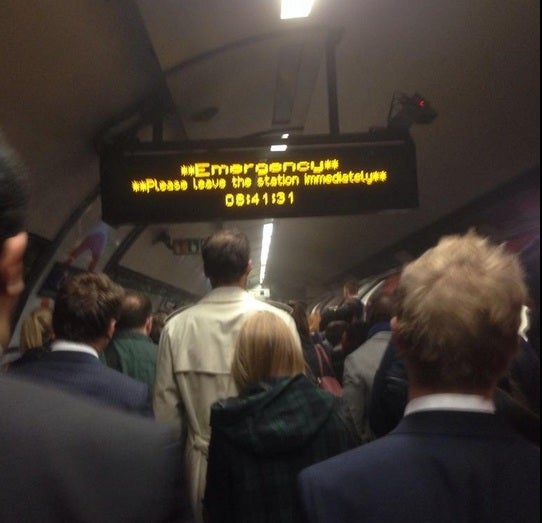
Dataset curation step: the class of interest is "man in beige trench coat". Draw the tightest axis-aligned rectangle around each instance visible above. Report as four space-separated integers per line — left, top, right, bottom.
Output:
153 228 300 522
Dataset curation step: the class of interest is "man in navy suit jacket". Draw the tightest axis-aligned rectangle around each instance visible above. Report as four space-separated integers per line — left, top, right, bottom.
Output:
11 271 152 416
298 231 540 523
0 131 192 521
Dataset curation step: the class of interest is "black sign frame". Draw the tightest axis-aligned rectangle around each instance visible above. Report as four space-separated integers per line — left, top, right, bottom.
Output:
100 130 418 225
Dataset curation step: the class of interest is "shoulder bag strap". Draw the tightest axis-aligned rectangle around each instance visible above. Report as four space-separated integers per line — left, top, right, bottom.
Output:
314 343 333 376
314 343 324 376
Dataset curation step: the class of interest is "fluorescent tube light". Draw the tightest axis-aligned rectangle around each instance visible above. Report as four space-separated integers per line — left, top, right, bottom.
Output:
259 222 274 284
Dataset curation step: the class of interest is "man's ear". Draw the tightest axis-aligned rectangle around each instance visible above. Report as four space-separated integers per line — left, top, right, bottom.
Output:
0 232 28 348
244 259 253 276
107 319 116 340
0 232 28 296
390 316 406 355
144 315 153 335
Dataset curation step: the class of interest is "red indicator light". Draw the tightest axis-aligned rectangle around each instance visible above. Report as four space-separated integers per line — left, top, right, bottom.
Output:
418 99 425 107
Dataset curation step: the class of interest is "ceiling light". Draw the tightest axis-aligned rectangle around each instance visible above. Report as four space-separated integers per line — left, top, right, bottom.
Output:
281 133 290 139
270 144 288 152
281 0 314 19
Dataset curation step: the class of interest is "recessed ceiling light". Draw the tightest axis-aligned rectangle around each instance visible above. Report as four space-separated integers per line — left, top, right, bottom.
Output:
281 0 314 19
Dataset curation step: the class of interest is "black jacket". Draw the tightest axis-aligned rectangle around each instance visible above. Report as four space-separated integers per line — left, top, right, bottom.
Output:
204 375 358 523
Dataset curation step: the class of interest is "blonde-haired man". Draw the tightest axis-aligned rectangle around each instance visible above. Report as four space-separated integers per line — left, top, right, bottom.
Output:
298 231 539 523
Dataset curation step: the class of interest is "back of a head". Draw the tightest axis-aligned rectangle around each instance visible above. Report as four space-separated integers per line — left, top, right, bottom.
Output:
336 298 364 323
116 290 152 330
343 279 359 299
343 320 368 356
366 287 396 326
232 311 305 392
52 272 124 344
0 131 29 245
325 320 349 347
395 231 527 391
202 228 250 285
150 310 168 344
319 307 338 332
20 307 53 351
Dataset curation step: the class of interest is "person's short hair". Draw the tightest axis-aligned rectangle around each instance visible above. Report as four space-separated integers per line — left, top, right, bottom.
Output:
149 310 168 344
336 298 364 323
366 287 396 325
201 229 250 284
343 279 359 297
116 290 152 330
324 320 348 347
20 307 53 350
319 307 338 331
0 131 29 245
52 272 124 343
343 320 368 356
395 231 527 391
232 311 305 392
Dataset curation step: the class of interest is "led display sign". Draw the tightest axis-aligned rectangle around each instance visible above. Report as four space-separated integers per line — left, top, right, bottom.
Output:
100 132 418 225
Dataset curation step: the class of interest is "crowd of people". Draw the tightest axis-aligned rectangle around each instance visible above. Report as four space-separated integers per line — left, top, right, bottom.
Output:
0 131 540 522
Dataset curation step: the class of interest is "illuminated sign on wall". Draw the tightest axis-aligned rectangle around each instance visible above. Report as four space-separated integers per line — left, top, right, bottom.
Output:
100 132 418 225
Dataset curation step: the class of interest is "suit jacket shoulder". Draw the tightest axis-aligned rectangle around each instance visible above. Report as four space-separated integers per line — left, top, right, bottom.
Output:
0 375 191 523
9 350 152 416
298 410 540 523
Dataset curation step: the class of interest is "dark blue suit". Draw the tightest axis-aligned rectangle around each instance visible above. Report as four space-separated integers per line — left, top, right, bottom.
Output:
0 375 192 522
10 349 152 416
298 410 540 522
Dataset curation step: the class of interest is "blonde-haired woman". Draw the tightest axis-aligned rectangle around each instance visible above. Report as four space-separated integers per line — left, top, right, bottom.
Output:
2 307 53 371
203 310 358 523
19 307 54 351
